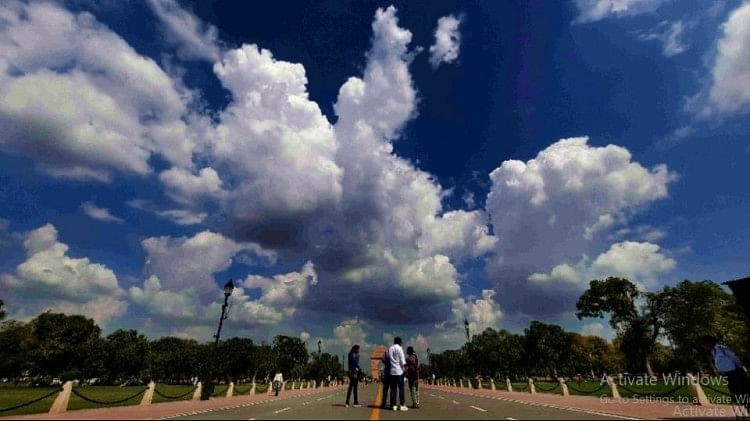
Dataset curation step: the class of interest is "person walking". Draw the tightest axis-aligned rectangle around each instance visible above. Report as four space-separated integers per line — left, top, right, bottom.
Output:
701 335 749 412
388 337 408 411
405 346 420 408
345 345 362 407
272 372 284 397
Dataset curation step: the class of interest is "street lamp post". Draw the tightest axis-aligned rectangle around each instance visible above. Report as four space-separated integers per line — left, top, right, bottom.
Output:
464 319 470 343
200 279 234 400
318 339 322 356
426 347 431 384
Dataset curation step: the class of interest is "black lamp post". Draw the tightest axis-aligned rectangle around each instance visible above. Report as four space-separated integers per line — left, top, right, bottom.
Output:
318 339 322 356
464 319 470 343
200 279 234 400
426 347 431 384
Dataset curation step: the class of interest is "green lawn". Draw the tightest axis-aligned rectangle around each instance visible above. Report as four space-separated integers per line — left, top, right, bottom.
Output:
68 386 146 411
255 383 269 394
152 384 196 403
0 386 59 416
533 381 562 394
511 382 530 391
210 384 228 398
566 380 610 397
233 383 254 395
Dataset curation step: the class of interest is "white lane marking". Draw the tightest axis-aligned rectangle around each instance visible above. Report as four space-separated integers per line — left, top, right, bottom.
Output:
470 405 487 412
505 418 517 420
437 395 446 399
274 407 291 414
451 400 460 404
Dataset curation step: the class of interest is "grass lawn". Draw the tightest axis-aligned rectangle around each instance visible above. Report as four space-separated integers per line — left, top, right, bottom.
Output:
68 386 146 411
233 383 254 395
210 384 228 398
152 384 196 404
255 384 269 394
511 382 530 391
566 380 610 397
0 386 59 416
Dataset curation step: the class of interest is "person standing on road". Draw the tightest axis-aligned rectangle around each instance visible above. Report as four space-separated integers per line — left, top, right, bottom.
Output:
380 351 391 409
701 335 750 412
272 372 284 397
345 345 362 407
405 346 420 408
388 337 408 411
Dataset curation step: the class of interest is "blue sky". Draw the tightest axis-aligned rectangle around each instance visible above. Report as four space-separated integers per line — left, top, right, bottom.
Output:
1 0 749 357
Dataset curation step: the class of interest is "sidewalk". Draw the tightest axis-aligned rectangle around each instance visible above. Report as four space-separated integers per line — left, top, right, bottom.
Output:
1 385 346 420
425 384 748 419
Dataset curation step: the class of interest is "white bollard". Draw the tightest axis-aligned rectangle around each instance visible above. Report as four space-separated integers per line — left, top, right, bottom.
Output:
490 378 496 391
192 382 202 400
140 381 155 405
686 373 710 406
558 378 569 396
606 376 621 399
506 378 513 392
49 381 72 414
528 378 536 394
226 382 234 398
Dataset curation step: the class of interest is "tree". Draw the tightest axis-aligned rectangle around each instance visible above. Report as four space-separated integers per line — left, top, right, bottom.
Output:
272 335 308 376
147 337 207 383
576 277 664 376
661 280 749 371
105 329 149 382
306 353 342 383
216 337 256 382
523 321 570 377
0 299 6 321
28 312 102 380
0 320 33 380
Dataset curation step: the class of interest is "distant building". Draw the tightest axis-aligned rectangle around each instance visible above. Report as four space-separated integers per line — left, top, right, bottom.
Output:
370 345 386 380
724 276 750 322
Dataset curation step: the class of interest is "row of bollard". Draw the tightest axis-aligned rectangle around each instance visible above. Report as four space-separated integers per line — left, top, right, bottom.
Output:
47 378 336 414
433 373 712 405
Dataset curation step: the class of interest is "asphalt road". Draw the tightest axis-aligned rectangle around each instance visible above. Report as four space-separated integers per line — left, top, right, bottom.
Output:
169 384 628 420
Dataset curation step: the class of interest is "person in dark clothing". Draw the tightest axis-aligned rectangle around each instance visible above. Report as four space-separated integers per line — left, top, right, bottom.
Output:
702 335 749 412
405 346 420 408
380 351 391 409
345 345 361 407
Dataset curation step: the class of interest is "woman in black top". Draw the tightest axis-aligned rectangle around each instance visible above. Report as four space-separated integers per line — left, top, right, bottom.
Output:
345 345 361 407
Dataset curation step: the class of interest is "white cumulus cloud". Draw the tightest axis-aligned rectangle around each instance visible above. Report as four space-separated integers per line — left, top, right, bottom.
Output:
429 15 462 68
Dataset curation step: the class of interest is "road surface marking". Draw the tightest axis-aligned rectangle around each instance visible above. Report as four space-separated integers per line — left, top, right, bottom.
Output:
369 384 382 421
438 395 445 399
451 400 460 404
505 418 517 420
274 407 291 414
470 405 487 412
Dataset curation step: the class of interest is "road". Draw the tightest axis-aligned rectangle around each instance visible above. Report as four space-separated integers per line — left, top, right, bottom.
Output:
167 384 630 420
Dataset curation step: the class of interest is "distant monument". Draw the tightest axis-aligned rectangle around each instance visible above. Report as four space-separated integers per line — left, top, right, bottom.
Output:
370 345 386 380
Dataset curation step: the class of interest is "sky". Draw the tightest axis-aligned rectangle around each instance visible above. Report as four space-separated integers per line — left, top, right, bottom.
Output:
1 0 749 361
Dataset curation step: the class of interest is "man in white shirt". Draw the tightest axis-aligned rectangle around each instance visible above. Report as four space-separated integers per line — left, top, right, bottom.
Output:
272 372 284 397
388 337 408 411
702 335 749 411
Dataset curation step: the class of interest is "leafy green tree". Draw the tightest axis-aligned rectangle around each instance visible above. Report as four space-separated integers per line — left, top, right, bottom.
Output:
216 337 256 381
523 321 570 377
661 280 749 371
576 277 665 376
272 335 308 376
105 329 149 382
306 353 342 383
28 312 101 379
0 320 33 379
148 337 207 383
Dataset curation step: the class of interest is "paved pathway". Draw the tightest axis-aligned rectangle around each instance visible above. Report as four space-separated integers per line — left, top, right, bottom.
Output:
4 383 747 419
1 386 346 420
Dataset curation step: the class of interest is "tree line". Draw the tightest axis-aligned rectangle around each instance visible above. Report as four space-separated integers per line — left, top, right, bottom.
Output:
0 307 343 385
424 279 748 380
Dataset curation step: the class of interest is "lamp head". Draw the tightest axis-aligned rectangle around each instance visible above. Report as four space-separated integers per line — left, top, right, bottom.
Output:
223 279 235 297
